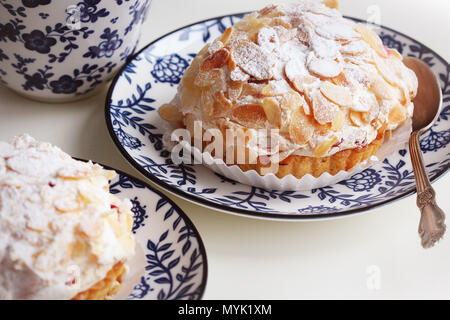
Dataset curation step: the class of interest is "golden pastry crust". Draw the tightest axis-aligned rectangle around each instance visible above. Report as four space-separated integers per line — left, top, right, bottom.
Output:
160 1 418 178
72 261 127 300
239 132 385 179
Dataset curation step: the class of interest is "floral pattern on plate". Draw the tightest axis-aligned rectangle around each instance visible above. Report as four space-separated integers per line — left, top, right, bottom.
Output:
105 14 450 220
107 166 207 300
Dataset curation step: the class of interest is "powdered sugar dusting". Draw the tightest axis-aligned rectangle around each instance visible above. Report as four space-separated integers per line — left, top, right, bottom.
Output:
171 0 418 160
316 21 360 40
285 58 309 82
341 40 369 55
307 52 342 78
231 41 275 80
230 66 250 82
257 27 280 53
0 135 135 300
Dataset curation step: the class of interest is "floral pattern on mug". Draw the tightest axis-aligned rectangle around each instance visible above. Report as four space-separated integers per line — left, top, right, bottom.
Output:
77 0 110 23
22 29 56 53
0 0 152 101
21 0 51 8
83 28 123 59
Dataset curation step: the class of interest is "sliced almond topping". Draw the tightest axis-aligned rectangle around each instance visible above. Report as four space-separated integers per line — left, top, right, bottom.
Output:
194 69 223 87
228 55 236 71
159 104 183 122
374 55 414 103
394 86 407 103
373 53 398 86
32 249 45 261
285 58 308 83
371 118 383 130
208 40 224 54
316 22 360 41
257 27 280 52
404 67 418 99
349 111 364 127
310 35 339 59
304 11 335 28
57 171 88 180
259 4 279 17
351 90 377 112
270 17 292 29
331 110 345 131
289 109 315 145
331 73 348 86
261 80 292 96
388 104 407 124
197 43 211 57
371 75 397 100
261 84 274 96
292 75 317 93
310 91 339 125
241 83 263 97
262 98 282 127
201 48 230 71
361 100 380 123
313 136 339 157
235 15 270 40
354 23 389 58
322 0 339 9
55 196 83 214
300 95 312 116
220 27 233 44
273 25 297 42
26 226 43 234
309 2 341 18
340 40 368 56
282 91 305 111
307 53 342 78
361 111 371 124
280 40 307 62
228 81 243 101
232 104 267 128
320 81 353 107
389 49 403 60
231 40 274 80
216 91 233 110
230 66 250 82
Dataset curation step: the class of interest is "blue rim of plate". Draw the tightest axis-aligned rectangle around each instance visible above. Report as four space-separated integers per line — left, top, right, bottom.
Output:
105 13 450 221
87 160 208 299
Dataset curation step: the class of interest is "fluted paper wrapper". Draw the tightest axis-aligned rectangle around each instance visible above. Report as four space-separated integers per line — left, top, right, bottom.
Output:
178 120 412 191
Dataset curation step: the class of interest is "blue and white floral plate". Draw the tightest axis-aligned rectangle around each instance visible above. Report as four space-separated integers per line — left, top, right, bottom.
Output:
104 165 207 299
105 14 450 220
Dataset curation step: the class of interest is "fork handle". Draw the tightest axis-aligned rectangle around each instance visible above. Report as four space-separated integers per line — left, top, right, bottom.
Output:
409 131 446 248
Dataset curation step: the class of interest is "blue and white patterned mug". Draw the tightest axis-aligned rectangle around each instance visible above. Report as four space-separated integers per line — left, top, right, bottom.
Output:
0 0 151 102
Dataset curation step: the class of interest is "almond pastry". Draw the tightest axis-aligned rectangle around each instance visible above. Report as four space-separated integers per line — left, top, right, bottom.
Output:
0 135 135 300
159 0 418 179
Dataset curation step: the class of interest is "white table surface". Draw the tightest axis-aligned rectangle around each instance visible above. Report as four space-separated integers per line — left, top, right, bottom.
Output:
1 0 449 299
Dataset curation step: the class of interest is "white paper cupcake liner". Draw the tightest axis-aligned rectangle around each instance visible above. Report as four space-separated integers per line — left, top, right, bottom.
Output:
177 120 412 191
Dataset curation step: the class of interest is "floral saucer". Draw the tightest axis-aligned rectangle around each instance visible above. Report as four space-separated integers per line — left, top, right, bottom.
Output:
105 14 450 220
105 165 207 299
